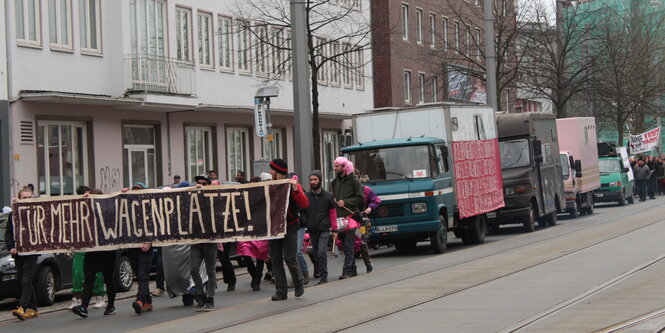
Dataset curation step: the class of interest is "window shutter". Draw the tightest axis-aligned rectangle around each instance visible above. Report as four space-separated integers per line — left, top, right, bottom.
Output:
20 120 34 144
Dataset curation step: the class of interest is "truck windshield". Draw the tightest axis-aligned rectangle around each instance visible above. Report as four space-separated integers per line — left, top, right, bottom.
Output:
599 159 622 174
347 145 432 182
500 139 530 169
560 154 570 179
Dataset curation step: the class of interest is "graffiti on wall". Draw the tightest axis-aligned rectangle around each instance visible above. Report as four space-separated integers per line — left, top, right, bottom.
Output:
99 166 121 194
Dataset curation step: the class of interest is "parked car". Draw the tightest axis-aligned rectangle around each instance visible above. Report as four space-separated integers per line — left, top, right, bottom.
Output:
0 212 134 305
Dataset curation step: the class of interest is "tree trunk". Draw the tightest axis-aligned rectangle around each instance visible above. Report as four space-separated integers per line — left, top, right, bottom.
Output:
306 21 322 171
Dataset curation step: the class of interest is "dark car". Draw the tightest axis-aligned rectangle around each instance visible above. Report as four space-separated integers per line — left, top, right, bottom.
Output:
0 212 134 306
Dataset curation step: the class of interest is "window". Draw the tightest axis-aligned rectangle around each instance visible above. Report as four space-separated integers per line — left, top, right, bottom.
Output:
255 24 269 75
343 43 352 88
401 3 409 41
429 13 435 48
403 70 411 103
454 21 460 53
16 0 42 47
197 11 213 68
322 130 340 188
432 75 438 102
129 0 167 56
236 21 251 73
418 73 425 104
49 0 73 50
316 38 327 84
227 127 251 181
415 8 423 44
270 28 283 76
355 48 364 90
476 28 481 58
123 125 158 188
465 25 471 56
175 7 192 61
330 42 340 86
261 128 285 161
79 0 101 54
218 15 233 71
186 126 214 181
442 17 448 51
37 121 88 196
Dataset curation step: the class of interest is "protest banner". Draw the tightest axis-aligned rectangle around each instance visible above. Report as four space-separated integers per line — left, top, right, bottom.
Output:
11 180 292 254
452 139 505 219
629 127 660 154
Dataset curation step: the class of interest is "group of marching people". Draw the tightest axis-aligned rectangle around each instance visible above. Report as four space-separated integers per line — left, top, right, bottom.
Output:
5 156 381 321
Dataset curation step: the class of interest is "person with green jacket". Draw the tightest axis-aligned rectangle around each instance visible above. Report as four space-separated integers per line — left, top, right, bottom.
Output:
331 157 364 279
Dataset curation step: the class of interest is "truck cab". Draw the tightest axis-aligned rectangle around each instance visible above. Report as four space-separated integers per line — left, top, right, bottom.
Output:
344 137 453 253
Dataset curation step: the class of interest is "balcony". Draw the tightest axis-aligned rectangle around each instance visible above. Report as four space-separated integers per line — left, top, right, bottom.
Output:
125 54 196 96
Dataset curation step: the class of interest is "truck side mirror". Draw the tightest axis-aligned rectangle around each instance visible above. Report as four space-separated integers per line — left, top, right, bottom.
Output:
574 159 582 177
533 140 543 163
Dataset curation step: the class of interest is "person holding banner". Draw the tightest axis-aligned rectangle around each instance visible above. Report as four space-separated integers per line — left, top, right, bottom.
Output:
6 187 39 321
267 159 309 301
331 157 364 280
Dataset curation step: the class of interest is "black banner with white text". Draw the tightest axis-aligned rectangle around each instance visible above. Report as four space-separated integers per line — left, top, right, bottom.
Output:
12 180 291 254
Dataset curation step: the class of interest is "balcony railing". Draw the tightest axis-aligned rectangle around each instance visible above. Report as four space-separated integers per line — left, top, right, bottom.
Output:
125 54 196 96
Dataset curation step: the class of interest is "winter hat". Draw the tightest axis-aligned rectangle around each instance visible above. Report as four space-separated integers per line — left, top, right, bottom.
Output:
260 172 272 181
309 169 323 181
177 181 193 188
270 158 288 174
132 182 147 190
334 156 354 176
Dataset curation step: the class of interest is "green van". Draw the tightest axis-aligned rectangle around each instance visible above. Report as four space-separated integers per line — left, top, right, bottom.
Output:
593 156 634 206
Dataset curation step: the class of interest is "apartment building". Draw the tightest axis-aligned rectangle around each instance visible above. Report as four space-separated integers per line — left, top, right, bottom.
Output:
0 0 372 204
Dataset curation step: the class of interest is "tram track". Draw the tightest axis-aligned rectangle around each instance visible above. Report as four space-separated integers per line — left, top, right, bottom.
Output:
196 200 665 333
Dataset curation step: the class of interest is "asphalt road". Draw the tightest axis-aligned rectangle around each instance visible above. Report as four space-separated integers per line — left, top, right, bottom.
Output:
0 198 655 333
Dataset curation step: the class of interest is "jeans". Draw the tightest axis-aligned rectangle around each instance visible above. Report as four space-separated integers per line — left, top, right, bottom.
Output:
154 248 165 290
191 243 218 298
636 179 648 201
217 242 237 286
310 230 330 279
134 249 153 304
268 223 303 296
296 227 309 276
81 263 115 308
339 229 357 274
16 255 38 310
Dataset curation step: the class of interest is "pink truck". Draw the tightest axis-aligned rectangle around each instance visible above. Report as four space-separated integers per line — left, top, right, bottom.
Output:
556 117 601 218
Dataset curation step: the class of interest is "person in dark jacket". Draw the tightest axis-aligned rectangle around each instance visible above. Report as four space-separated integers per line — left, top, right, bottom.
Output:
5 187 39 321
268 159 309 301
331 157 364 279
634 158 652 201
656 158 665 195
303 170 337 285
647 156 657 199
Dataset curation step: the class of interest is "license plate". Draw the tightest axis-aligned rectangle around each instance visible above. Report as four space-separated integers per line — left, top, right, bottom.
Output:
595 193 604 198
487 212 497 219
375 225 398 233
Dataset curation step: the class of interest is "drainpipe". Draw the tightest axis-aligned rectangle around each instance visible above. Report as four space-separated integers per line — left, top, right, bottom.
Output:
1 0 14 205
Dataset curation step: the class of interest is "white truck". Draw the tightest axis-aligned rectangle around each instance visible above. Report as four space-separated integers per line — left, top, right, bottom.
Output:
342 103 504 253
556 117 601 218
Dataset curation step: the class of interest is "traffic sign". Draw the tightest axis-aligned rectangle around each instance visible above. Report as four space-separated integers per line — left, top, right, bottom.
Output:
254 98 268 137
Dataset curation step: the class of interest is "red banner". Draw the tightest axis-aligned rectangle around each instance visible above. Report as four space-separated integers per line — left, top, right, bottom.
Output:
452 139 505 219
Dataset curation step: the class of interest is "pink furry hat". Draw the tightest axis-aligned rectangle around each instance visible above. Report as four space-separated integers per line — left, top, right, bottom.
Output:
334 156 354 176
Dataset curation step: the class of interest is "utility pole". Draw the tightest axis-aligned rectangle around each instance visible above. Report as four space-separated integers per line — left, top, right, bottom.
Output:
484 0 498 112
290 0 314 178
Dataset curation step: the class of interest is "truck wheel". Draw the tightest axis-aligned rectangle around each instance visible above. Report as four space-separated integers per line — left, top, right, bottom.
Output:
548 212 558 226
462 215 487 245
523 204 536 233
430 215 448 254
618 192 626 206
35 266 56 307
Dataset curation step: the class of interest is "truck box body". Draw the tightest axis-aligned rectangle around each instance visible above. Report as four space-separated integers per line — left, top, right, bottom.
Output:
343 104 504 250
556 118 601 194
492 113 565 231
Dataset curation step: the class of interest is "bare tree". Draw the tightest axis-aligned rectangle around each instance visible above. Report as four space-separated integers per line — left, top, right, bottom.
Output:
422 0 525 111
229 0 372 170
518 0 600 118
585 1 665 145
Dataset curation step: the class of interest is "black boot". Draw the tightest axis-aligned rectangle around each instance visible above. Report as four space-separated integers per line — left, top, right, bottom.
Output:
201 298 215 312
194 294 206 310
